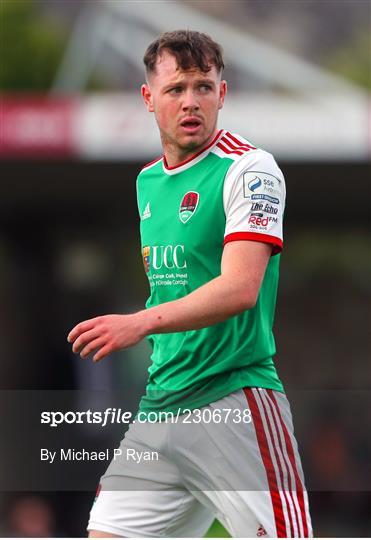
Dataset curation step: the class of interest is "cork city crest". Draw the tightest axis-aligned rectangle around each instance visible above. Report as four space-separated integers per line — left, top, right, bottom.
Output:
179 191 199 223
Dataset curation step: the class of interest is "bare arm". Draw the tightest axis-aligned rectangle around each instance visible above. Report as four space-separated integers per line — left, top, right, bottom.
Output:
67 241 271 362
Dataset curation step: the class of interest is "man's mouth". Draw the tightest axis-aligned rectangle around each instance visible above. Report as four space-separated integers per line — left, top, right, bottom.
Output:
180 118 202 132
180 118 201 128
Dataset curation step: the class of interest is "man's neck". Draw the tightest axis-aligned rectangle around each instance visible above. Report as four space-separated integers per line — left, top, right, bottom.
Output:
162 130 219 168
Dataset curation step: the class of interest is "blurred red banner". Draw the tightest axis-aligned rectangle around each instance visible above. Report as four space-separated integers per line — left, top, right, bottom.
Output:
0 96 78 157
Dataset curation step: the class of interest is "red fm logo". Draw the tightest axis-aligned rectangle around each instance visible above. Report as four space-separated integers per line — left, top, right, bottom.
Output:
249 215 269 227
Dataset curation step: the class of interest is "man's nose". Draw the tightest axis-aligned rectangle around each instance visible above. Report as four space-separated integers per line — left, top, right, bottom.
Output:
182 89 199 111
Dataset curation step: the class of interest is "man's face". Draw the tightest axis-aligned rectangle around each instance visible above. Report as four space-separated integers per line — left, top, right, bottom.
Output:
141 51 227 158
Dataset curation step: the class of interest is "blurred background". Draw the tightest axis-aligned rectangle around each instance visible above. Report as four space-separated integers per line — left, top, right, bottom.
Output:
0 0 370 537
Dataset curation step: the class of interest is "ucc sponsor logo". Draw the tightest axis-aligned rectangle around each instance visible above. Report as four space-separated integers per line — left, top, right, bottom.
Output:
142 245 187 272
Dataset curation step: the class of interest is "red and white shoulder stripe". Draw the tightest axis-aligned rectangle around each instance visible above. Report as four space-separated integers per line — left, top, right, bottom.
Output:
140 155 163 172
212 131 257 160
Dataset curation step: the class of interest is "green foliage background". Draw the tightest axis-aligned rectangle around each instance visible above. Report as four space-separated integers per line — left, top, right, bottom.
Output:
326 31 371 90
0 0 66 91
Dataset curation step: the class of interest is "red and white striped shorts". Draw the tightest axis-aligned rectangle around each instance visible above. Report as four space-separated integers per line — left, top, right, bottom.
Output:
88 388 313 537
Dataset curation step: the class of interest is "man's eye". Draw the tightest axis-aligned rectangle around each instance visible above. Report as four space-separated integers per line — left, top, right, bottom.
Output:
169 87 182 94
199 84 212 92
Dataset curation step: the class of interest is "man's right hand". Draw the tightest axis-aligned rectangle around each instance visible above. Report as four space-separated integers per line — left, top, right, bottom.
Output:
67 313 147 362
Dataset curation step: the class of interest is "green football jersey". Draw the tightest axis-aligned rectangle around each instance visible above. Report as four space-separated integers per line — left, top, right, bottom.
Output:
137 130 286 414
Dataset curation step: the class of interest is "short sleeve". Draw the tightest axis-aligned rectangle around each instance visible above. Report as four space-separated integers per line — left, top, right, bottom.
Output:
223 150 286 255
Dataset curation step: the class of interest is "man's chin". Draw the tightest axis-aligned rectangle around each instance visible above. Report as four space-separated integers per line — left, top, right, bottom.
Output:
179 132 210 151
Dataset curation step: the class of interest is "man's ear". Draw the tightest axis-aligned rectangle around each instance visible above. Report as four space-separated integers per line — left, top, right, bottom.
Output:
218 80 227 110
141 84 154 112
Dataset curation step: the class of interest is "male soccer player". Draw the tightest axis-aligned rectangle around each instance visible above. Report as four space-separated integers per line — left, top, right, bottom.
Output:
68 30 312 538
